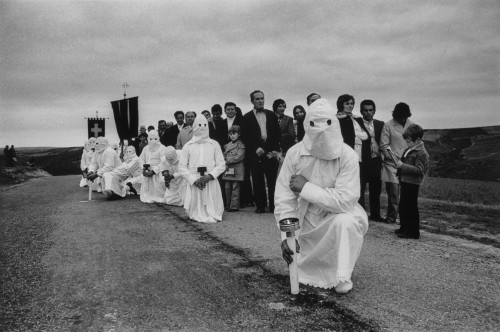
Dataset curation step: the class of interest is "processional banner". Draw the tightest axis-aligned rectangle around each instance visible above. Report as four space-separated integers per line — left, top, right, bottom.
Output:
111 96 139 141
87 118 105 138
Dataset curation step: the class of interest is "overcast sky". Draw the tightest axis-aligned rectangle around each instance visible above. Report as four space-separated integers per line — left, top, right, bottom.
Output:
1 0 499 147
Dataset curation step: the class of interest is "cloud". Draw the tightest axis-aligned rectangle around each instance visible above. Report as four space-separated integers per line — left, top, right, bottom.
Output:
0 0 499 147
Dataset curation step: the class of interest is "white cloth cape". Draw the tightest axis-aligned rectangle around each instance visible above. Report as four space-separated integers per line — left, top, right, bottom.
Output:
88 147 122 192
139 144 168 203
160 151 187 206
275 98 368 289
102 155 142 197
178 139 226 223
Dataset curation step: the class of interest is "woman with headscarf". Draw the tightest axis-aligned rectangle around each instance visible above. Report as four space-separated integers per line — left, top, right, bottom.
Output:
178 115 226 223
99 146 142 199
274 99 368 294
160 146 187 206
293 105 306 143
139 130 168 203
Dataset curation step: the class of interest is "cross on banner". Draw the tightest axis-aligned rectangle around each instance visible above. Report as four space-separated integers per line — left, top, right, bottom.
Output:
87 118 105 138
90 123 102 137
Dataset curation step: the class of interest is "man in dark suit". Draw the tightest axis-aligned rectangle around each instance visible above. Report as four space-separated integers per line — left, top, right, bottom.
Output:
273 98 295 156
168 111 186 148
358 100 385 221
208 104 228 149
241 90 281 213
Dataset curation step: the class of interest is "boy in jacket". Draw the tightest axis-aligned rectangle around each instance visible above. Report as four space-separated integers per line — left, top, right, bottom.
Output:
395 124 429 239
222 125 246 212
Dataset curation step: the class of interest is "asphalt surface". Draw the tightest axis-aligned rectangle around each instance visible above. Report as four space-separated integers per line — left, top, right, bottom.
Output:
1 175 499 331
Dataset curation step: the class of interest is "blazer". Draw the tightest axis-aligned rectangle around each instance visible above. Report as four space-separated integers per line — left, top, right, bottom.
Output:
278 114 295 155
222 140 245 181
337 115 371 162
208 118 228 149
240 109 281 161
398 143 429 185
223 114 243 142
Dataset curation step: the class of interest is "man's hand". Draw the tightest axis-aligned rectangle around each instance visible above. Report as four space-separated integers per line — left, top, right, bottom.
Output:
396 160 403 168
143 169 155 177
289 174 307 193
87 172 98 181
281 239 301 265
256 147 265 157
193 178 206 190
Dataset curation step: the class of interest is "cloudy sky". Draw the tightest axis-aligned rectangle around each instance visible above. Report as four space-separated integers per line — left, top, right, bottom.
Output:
1 0 499 147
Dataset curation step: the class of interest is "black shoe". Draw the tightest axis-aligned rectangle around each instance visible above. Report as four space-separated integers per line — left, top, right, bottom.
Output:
394 228 403 235
370 215 383 222
384 217 396 224
397 232 419 239
127 183 138 196
227 208 239 212
255 208 266 214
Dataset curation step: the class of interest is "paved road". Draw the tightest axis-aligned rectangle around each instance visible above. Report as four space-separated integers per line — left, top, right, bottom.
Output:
1 175 499 331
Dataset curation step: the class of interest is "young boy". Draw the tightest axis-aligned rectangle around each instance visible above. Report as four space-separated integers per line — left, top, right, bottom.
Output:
222 125 245 212
395 124 429 239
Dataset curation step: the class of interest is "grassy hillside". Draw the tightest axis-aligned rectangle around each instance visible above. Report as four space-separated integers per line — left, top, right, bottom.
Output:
424 125 500 181
1 124 499 181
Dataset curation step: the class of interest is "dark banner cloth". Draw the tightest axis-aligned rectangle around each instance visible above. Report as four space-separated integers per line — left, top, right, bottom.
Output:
88 119 105 138
111 96 139 141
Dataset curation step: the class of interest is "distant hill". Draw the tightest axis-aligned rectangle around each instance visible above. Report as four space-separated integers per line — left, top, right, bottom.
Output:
423 125 500 181
1 125 499 181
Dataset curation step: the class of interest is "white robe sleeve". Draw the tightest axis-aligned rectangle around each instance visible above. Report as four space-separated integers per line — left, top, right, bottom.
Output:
274 148 300 240
208 142 227 179
97 150 118 176
178 146 197 185
88 154 98 173
80 150 87 171
299 147 360 214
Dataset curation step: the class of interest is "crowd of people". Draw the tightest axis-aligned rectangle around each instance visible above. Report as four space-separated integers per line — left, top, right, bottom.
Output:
80 90 429 294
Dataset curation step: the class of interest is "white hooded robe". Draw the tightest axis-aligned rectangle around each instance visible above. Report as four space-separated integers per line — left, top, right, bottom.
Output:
274 99 368 289
88 138 122 192
102 146 142 197
179 116 226 223
160 147 187 206
139 131 168 203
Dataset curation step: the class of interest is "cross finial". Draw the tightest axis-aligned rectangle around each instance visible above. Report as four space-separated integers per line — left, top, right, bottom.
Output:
122 82 129 99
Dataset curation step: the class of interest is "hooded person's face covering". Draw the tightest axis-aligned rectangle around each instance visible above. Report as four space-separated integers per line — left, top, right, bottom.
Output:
95 137 109 153
124 146 137 161
84 140 91 152
88 137 97 150
302 99 343 160
190 115 209 144
164 146 178 164
148 130 161 150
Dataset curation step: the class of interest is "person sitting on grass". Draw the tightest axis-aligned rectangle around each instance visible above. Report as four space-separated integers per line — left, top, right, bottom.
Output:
394 124 429 239
79 140 93 187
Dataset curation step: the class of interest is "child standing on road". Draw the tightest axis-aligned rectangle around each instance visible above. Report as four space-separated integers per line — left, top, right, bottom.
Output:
395 124 429 239
222 125 245 212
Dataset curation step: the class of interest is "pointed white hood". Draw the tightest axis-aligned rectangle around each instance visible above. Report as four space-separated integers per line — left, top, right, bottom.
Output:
302 99 343 160
124 146 137 161
189 115 210 144
148 130 161 152
95 137 109 152
164 146 178 164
